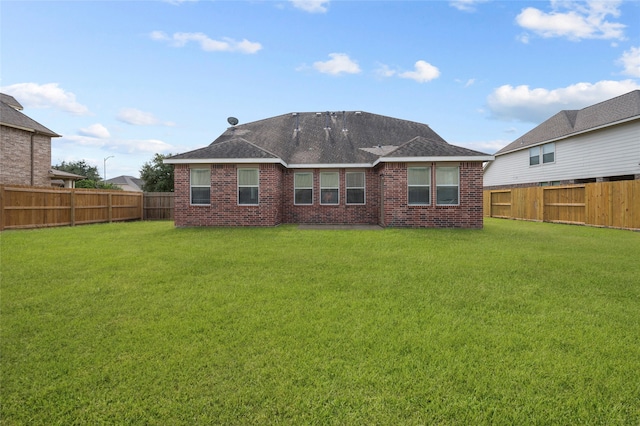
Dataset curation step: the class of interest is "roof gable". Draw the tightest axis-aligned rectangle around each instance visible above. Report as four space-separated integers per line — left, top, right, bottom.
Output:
167 111 492 166
0 97 60 137
496 90 640 155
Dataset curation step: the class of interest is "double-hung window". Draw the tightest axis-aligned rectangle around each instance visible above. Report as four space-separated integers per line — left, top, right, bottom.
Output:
346 172 365 205
294 172 313 205
320 172 339 205
436 166 459 205
542 143 555 163
238 168 259 205
529 147 540 166
408 166 431 205
190 168 211 205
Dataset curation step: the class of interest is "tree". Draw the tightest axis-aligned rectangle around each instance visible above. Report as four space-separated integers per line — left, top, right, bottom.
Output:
140 153 174 192
53 160 121 189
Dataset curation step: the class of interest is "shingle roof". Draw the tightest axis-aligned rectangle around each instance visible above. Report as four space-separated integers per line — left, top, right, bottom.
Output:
0 94 60 137
168 111 491 165
1 94 23 110
496 90 640 155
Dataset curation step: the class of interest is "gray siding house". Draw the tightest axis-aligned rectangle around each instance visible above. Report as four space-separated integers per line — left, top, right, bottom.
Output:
484 90 640 189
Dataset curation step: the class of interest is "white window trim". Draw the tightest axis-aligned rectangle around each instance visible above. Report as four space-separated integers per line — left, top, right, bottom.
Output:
407 166 431 206
190 167 211 206
345 171 366 205
529 147 540 167
320 171 339 205
294 172 314 205
435 165 460 206
237 167 259 206
542 143 556 164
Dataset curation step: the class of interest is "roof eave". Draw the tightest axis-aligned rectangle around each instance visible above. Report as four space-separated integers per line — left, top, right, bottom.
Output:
374 155 494 166
496 115 640 157
0 121 61 137
164 158 286 166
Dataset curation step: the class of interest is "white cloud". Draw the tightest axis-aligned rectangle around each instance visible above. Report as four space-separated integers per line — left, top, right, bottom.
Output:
618 46 640 77
0 82 90 115
487 80 640 123
449 0 489 12
63 135 174 154
516 0 626 42
290 0 329 13
150 31 262 54
117 108 175 127
313 53 361 75
457 139 510 154
374 63 397 78
79 123 110 139
398 60 440 83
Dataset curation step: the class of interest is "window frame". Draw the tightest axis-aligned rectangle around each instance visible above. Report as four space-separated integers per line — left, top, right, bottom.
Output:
435 165 460 206
529 147 540 166
294 172 314 205
407 166 431 206
345 171 366 205
320 171 339 205
190 167 211 206
542 143 555 164
237 167 259 206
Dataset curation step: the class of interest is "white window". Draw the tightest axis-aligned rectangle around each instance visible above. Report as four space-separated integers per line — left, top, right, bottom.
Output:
294 172 313 205
529 147 540 166
346 172 365 205
320 172 339 205
238 168 259 205
408 167 430 205
436 166 459 205
542 143 555 164
190 168 210 205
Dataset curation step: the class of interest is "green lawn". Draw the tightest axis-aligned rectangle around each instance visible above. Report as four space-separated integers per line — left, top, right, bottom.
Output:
1 219 639 425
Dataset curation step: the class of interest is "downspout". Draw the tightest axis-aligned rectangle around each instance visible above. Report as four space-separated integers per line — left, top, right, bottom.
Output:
30 132 35 186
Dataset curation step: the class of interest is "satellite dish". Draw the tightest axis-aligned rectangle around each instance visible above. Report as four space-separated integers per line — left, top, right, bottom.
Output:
227 117 239 126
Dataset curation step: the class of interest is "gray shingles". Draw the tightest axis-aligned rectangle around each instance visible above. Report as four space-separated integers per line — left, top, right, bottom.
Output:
169 111 490 165
1 98 60 137
496 90 640 155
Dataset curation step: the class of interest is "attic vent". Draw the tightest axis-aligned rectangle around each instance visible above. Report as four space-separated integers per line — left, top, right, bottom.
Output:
355 111 362 115
316 112 322 116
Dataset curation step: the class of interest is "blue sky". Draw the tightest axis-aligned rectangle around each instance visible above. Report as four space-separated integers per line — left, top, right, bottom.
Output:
2 0 639 179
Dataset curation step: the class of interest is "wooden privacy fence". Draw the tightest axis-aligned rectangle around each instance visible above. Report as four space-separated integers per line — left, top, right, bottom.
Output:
143 192 174 220
484 180 640 230
0 185 144 230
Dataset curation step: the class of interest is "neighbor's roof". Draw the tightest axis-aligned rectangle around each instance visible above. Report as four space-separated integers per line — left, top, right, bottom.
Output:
106 175 144 191
49 169 86 180
496 90 640 156
166 111 493 166
0 94 60 137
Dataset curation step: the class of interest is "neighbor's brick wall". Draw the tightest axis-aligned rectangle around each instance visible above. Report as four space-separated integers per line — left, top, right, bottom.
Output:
281 169 380 225
381 162 484 228
0 125 52 186
173 163 283 227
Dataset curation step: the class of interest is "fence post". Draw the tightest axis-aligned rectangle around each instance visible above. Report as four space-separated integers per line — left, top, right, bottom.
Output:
108 193 113 223
70 189 76 226
0 186 4 232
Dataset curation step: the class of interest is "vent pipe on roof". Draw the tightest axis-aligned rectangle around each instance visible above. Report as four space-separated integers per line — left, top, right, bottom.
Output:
342 111 348 132
324 111 330 129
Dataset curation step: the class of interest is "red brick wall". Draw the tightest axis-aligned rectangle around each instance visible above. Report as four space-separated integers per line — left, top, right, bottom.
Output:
174 163 282 226
281 169 380 225
1 126 52 186
173 162 484 228
381 162 484 228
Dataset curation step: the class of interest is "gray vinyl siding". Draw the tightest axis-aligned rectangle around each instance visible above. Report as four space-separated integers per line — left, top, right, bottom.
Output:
484 120 640 187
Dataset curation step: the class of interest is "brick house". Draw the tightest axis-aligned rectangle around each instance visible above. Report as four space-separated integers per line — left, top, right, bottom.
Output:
165 111 493 228
1 93 61 186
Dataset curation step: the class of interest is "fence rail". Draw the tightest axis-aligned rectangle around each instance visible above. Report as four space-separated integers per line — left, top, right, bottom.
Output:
0 186 174 230
143 192 174 220
483 180 640 230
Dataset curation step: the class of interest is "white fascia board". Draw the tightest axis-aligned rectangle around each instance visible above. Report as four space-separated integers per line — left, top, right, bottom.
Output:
374 156 494 166
497 115 640 156
286 163 373 169
164 158 286 166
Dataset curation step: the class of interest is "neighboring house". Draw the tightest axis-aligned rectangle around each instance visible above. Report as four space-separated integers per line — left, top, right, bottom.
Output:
165 111 493 228
0 93 61 187
50 169 85 188
484 90 640 189
106 175 144 192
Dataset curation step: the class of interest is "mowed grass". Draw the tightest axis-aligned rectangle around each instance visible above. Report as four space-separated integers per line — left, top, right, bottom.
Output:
1 219 639 425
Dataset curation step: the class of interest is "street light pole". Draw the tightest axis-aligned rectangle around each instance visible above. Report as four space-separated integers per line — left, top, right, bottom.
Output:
104 156 114 181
